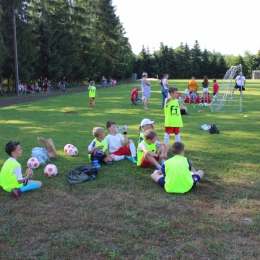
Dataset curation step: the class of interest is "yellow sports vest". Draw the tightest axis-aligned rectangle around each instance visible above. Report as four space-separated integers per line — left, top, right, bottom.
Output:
164 99 183 127
89 86 96 98
138 132 145 146
137 140 156 166
88 138 107 159
0 159 23 192
164 155 193 193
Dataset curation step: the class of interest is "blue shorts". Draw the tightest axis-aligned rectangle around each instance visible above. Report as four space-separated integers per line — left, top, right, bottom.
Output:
158 174 201 189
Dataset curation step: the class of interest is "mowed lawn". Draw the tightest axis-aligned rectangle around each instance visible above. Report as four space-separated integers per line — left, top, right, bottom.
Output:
0 79 259 260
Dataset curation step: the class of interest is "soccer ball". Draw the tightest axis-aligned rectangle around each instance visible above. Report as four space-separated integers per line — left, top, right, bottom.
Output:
67 146 78 156
64 143 73 153
199 103 204 107
44 164 58 177
27 157 40 169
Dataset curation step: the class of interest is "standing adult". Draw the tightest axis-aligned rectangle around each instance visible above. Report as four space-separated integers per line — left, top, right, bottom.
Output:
61 77 67 91
230 72 246 99
161 73 169 109
202 76 209 103
42 78 48 93
187 76 198 103
141 72 151 110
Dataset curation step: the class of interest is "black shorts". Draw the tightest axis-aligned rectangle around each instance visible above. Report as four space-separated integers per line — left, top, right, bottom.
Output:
234 84 245 91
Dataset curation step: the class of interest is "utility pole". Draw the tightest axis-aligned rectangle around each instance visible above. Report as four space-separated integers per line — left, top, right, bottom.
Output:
12 3 19 96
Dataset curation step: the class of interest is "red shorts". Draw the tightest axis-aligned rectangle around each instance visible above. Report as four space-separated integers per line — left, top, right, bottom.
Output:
165 127 180 134
112 145 131 156
140 156 159 168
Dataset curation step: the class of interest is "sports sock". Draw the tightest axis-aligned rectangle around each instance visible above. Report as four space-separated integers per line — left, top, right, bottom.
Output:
164 132 169 146
20 182 40 193
175 134 181 142
114 155 125 161
129 142 136 157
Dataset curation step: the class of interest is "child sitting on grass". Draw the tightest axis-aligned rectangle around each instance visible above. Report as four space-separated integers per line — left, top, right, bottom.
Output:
0 141 42 199
106 121 137 163
88 127 113 167
137 129 167 170
151 141 204 193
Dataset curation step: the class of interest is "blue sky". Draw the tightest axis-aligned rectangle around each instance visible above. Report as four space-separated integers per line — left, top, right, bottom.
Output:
112 0 260 56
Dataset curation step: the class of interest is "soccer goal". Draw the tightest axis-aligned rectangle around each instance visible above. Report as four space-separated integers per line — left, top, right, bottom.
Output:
252 70 260 79
209 64 243 113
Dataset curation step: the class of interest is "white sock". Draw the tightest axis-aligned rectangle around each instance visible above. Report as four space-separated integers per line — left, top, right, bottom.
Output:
114 155 125 161
175 134 181 142
164 132 169 146
129 142 136 157
156 164 162 170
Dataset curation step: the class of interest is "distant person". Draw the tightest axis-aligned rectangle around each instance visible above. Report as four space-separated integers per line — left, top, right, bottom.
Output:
34 81 41 92
101 76 107 88
212 78 219 101
161 73 169 109
88 81 96 107
0 141 42 198
61 77 67 91
130 86 142 105
26 83 34 94
141 72 151 110
187 76 198 103
42 78 48 93
202 76 209 103
151 141 204 193
230 72 246 99
178 92 188 115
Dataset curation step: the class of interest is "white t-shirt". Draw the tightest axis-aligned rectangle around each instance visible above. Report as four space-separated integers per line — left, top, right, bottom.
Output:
162 78 168 90
106 133 125 153
235 75 246 86
9 157 23 181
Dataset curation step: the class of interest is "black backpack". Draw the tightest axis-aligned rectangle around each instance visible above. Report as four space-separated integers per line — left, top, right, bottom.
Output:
209 123 220 134
67 165 99 185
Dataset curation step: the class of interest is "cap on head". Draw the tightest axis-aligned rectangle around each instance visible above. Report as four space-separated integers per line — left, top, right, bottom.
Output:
140 118 154 127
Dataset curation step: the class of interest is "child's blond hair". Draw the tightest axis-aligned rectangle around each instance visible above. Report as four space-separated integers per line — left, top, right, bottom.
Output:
92 127 104 138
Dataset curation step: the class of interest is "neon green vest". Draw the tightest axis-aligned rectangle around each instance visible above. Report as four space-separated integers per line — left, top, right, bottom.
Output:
137 140 156 166
164 99 183 127
89 86 96 98
88 138 107 159
164 155 193 193
0 158 23 192
138 132 145 146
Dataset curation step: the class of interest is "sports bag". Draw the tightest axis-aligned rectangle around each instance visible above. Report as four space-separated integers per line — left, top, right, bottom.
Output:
209 123 220 134
67 165 99 185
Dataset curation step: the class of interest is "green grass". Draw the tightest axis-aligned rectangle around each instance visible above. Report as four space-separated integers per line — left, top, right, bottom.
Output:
0 79 260 259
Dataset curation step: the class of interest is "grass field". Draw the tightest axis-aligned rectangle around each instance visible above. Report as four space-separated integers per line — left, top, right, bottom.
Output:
0 79 260 260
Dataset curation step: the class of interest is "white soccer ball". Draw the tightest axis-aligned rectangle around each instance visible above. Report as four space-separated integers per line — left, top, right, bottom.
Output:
199 103 204 107
64 143 73 153
27 157 40 169
44 164 58 177
67 146 78 156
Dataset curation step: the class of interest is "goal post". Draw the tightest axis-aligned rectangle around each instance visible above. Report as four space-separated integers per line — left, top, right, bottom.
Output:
252 70 260 79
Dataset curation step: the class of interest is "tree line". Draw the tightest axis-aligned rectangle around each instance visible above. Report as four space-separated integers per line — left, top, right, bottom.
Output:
1 1 260 92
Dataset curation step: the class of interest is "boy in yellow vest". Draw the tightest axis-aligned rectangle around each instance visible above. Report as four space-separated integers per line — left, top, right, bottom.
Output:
137 129 167 170
164 87 183 146
88 127 113 166
151 142 204 193
88 81 97 107
0 141 42 198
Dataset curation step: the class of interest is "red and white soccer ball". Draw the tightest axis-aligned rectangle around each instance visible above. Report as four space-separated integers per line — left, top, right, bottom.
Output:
64 144 73 153
27 157 40 169
44 164 58 177
67 146 78 156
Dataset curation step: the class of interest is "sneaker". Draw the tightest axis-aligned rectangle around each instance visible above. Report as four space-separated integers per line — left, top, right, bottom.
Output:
11 188 21 199
125 155 132 161
130 157 137 164
143 107 148 110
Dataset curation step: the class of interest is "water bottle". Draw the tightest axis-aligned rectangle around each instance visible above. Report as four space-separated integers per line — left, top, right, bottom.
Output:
93 159 101 169
116 125 127 131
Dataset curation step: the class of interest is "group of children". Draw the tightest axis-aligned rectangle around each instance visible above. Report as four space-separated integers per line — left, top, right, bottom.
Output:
0 86 204 199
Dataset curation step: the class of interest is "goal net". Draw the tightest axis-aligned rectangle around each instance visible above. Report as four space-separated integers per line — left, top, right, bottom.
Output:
252 70 260 79
209 64 243 113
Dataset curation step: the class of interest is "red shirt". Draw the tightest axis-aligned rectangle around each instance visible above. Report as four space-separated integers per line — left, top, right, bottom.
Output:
130 88 138 99
213 83 219 93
